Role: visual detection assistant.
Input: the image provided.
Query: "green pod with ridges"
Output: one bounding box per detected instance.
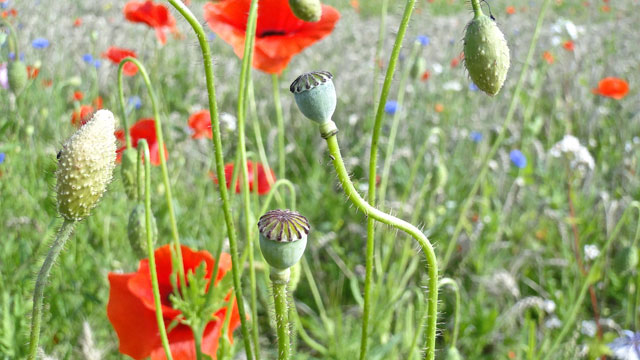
[8,60,28,94]
[290,71,336,124]
[120,147,139,200]
[258,209,310,270]
[463,14,510,96]
[127,203,158,258]
[289,0,322,22]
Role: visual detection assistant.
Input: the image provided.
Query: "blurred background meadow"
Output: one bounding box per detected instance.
[1,0,640,359]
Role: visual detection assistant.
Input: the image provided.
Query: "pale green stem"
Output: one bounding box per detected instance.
[27,220,76,360]
[116,61,132,148]
[542,201,640,359]
[527,316,536,360]
[441,0,552,271]
[248,80,277,189]
[139,140,174,360]
[271,269,291,360]
[272,74,286,180]
[119,57,186,287]
[470,0,483,17]
[369,0,389,124]
[321,122,437,360]
[438,278,460,349]
[164,2,254,359]
[363,0,416,358]
[1,19,19,57]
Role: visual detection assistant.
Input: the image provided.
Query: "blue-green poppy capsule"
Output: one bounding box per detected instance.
[258,209,310,270]
[290,71,336,124]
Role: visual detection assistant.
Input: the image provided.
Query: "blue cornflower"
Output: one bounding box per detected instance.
[82,54,94,63]
[609,330,640,360]
[470,131,483,143]
[8,52,15,60]
[0,153,5,164]
[207,32,216,41]
[384,100,399,115]
[469,82,479,91]
[510,149,527,169]
[31,38,50,49]
[417,35,430,46]
[92,60,102,69]
[0,2,8,9]
[128,96,142,110]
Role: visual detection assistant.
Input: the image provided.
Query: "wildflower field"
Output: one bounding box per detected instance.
[1,0,639,359]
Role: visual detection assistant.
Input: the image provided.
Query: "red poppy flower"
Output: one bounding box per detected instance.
[592,77,629,100]
[211,161,275,195]
[450,53,464,68]
[93,96,104,109]
[421,70,430,82]
[203,0,340,74]
[102,47,138,76]
[115,119,168,166]
[107,244,240,360]
[542,51,554,65]
[71,105,95,127]
[26,65,39,79]
[188,110,212,139]
[73,91,84,101]
[73,17,82,27]
[506,6,516,14]
[124,0,177,45]
[562,40,574,52]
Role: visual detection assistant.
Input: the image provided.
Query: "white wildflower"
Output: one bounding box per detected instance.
[220,112,237,132]
[442,81,462,92]
[80,321,103,360]
[581,320,597,337]
[549,135,595,171]
[432,62,443,74]
[584,244,600,261]
[545,316,562,329]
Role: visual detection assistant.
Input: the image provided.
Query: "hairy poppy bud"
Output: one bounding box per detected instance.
[8,60,28,94]
[258,209,310,270]
[290,71,336,124]
[56,109,117,221]
[127,204,158,258]
[463,14,510,96]
[289,0,322,22]
[121,147,139,200]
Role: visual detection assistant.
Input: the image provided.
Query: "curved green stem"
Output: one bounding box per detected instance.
[248,80,277,189]
[369,0,389,124]
[273,74,286,180]
[438,278,460,349]
[441,0,552,271]
[27,220,76,360]
[259,179,297,216]
[119,57,185,287]
[164,2,254,359]
[1,19,19,56]
[290,305,328,355]
[271,269,291,360]
[321,122,437,360]
[116,61,132,148]
[363,1,416,358]
[542,201,640,359]
[139,139,174,360]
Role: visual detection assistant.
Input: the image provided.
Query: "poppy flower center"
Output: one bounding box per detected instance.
[259,30,287,38]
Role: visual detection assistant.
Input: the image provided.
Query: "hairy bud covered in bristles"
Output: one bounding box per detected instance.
[289,0,322,22]
[258,209,310,270]
[120,148,139,200]
[463,12,510,96]
[56,109,117,221]
[8,60,28,94]
[127,204,158,258]
[290,71,336,124]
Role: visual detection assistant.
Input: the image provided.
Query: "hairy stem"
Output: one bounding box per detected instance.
[116,62,132,148]
[271,269,291,360]
[438,278,461,349]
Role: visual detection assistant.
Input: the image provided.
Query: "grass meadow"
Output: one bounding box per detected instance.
[1,0,639,359]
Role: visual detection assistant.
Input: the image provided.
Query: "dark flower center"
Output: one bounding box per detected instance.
[259,30,287,37]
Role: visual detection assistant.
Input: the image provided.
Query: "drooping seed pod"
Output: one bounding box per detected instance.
[8,60,28,94]
[290,71,336,124]
[463,14,510,96]
[127,204,158,258]
[120,147,139,200]
[289,0,322,22]
[56,109,117,221]
[258,209,310,270]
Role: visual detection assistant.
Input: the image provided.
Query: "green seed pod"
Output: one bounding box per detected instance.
[463,14,510,96]
[290,71,336,124]
[8,61,28,94]
[127,204,158,258]
[445,347,462,360]
[410,57,427,80]
[258,209,310,270]
[431,161,448,191]
[121,147,139,200]
[56,109,117,221]
[289,0,322,22]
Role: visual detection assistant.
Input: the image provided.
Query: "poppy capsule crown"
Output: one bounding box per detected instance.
[290,70,336,124]
[289,0,322,22]
[463,12,510,96]
[258,209,310,270]
[56,109,117,221]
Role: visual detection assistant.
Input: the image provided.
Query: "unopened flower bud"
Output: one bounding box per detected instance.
[258,209,310,270]
[56,109,117,221]
[120,147,139,200]
[8,60,27,94]
[463,14,510,95]
[289,0,322,22]
[127,204,158,258]
[290,71,336,124]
